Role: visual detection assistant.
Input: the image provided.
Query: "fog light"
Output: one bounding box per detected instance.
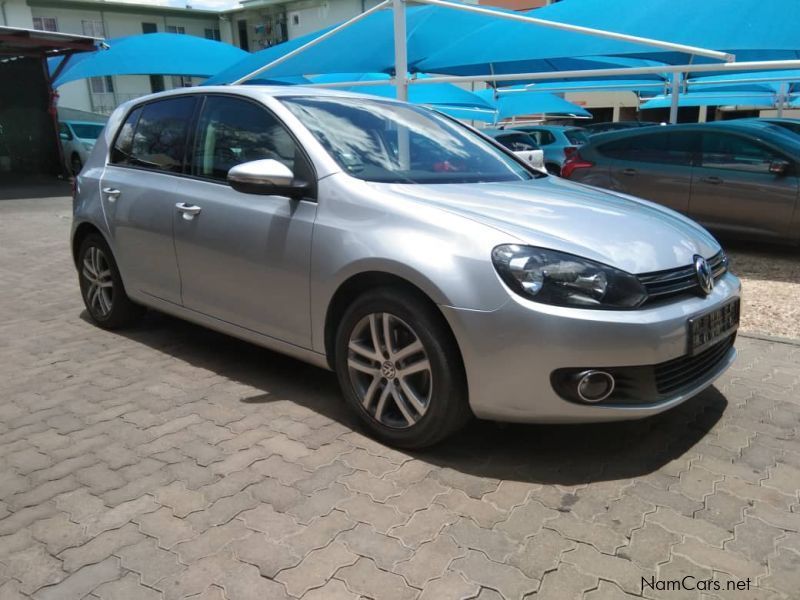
[575,370,615,403]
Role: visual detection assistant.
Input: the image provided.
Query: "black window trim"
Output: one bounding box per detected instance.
[107,92,319,201]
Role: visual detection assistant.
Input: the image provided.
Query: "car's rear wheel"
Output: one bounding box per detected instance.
[77,233,144,329]
[71,153,82,176]
[334,287,470,448]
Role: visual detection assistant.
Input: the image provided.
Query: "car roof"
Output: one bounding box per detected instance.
[481,128,532,136]
[124,84,408,105]
[514,124,581,131]
[585,121,800,154]
[63,120,106,126]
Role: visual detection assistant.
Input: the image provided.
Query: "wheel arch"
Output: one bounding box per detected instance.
[71,221,107,268]
[323,270,465,374]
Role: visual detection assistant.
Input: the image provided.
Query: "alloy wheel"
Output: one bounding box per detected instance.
[82,246,114,317]
[347,312,432,429]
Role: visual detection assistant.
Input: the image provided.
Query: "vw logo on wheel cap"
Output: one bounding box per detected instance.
[694,255,714,295]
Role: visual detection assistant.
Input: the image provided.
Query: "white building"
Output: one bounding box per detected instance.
[0,0,383,114]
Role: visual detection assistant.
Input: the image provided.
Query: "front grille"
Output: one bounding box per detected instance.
[638,251,728,304]
[654,334,736,395]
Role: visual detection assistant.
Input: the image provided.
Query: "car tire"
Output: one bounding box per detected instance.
[71,154,82,176]
[77,233,144,329]
[334,287,471,448]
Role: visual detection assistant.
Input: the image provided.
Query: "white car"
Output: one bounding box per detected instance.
[481,128,545,171]
[60,120,106,175]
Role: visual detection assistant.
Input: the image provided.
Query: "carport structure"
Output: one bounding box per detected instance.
[219,0,800,125]
[0,26,96,178]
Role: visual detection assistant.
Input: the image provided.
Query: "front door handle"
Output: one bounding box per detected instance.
[622,168,637,176]
[102,187,121,202]
[175,202,202,220]
[701,176,723,185]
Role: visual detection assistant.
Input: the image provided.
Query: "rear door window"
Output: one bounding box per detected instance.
[123,97,196,172]
[110,107,141,164]
[565,129,588,145]
[599,131,696,165]
[700,131,781,173]
[496,133,538,152]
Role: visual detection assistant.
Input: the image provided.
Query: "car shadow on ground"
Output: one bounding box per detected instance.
[104,309,727,487]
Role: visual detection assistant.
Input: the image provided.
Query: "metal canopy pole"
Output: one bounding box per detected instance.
[231,0,390,85]
[669,72,681,124]
[777,81,788,117]
[413,0,734,63]
[392,0,408,101]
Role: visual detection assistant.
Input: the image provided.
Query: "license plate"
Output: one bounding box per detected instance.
[688,299,740,356]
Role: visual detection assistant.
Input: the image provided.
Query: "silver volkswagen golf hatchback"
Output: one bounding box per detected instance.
[72,87,741,448]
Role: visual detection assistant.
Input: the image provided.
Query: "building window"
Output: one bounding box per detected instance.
[166,25,186,34]
[81,20,106,38]
[32,17,58,32]
[89,76,114,94]
[142,22,158,34]
[204,28,221,41]
[292,14,300,26]
[171,76,193,88]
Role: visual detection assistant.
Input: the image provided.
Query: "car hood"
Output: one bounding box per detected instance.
[371,176,720,274]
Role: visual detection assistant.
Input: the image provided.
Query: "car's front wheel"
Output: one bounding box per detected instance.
[334,287,470,448]
[77,233,144,329]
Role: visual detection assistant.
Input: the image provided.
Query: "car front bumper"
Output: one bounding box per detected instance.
[440,271,741,423]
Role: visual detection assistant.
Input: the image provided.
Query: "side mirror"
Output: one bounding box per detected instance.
[769,159,790,175]
[227,159,309,198]
[60,132,71,141]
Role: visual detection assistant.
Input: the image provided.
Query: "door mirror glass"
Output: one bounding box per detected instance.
[769,159,790,175]
[227,159,308,198]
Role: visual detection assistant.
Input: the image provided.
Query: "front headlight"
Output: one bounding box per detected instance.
[492,244,648,309]
[81,142,94,152]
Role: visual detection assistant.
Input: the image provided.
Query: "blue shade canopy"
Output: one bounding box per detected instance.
[640,91,781,109]
[307,73,495,109]
[49,33,248,87]
[205,4,500,84]
[204,4,660,85]
[476,88,592,119]
[418,0,800,76]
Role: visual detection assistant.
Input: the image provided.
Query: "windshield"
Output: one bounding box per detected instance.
[70,123,105,140]
[565,129,588,145]
[280,96,534,184]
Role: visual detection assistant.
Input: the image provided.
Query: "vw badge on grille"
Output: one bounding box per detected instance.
[694,255,714,295]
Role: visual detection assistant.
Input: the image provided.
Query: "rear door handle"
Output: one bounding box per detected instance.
[175,202,202,220]
[622,168,637,176]
[701,176,723,185]
[102,187,120,202]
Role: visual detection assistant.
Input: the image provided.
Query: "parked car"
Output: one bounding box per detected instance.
[59,120,106,175]
[563,120,800,243]
[480,128,545,170]
[72,87,740,447]
[510,124,588,175]
[584,121,661,135]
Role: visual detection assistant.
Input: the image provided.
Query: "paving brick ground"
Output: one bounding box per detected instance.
[1,195,799,599]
